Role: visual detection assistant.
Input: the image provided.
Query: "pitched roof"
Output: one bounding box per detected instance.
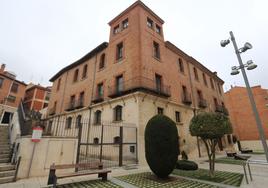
[49,42,108,82]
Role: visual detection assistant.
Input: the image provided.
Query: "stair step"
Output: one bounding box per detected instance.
[0,176,14,184]
[0,170,15,178]
[0,158,10,163]
[0,164,15,171]
[0,154,10,159]
[0,145,10,149]
[0,149,11,154]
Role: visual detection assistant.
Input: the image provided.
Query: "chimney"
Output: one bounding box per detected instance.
[0,64,6,73]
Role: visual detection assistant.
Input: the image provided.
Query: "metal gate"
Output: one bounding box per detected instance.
[76,121,138,169]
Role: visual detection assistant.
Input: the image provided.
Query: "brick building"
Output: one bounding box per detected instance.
[46,1,230,165]
[0,64,27,124]
[23,83,51,111]
[225,85,268,149]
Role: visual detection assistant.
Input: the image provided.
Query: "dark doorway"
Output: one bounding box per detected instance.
[1,112,13,124]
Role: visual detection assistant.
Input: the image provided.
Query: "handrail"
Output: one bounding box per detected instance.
[14,156,21,181]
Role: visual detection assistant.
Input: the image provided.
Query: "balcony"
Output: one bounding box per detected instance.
[108,77,171,98]
[181,92,192,105]
[91,94,104,104]
[215,105,229,115]
[65,99,84,111]
[198,98,208,108]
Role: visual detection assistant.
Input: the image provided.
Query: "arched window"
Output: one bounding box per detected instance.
[76,115,82,128]
[114,136,121,144]
[66,117,72,129]
[93,137,99,144]
[99,53,105,69]
[82,64,88,79]
[114,105,122,121]
[94,110,102,125]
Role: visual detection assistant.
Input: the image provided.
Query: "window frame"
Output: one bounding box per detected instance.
[66,117,72,129]
[156,24,161,35]
[113,24,120,34]
[99,53,106,69]
[157,107,164,115]
[153,41,160,59]
[97,83,104,98]
[203,73,208,86]
[0,77,4,88]
[178,58,184,73]
[122,18,129,29]
[94,110,102,125]
[114,105,123,121]
[73,69,79,83]
[193,67,199,81]
[147,17,154,29]
[82,64,88,79]
[175,111,181,123]
[11,83,19,93]
[116,42,124,61]
[116,75,123,93]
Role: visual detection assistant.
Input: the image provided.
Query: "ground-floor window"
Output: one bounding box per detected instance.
[1,111,13,124]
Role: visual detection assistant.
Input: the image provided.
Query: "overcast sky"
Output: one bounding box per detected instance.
[0,0,267,91]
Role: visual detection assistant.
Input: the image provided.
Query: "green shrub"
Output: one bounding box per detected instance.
[176,160,198,171]
[181,151,188,160]
[145,115,179,178]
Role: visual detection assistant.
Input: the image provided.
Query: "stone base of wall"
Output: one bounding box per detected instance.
[240,140,268,151]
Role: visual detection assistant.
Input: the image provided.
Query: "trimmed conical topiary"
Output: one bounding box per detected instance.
[145,115,179,178]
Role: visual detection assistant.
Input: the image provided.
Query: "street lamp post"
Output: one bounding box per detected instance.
[221,31,268,162]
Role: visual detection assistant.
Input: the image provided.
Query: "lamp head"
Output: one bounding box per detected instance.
[240,42,253,53]
[220,39,230,47]
[246,60,257,70]
[231,66,240,75]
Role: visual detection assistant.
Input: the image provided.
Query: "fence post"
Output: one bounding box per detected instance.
[99,124,104,163]
[75,121,82,172]
[119,126,123,166]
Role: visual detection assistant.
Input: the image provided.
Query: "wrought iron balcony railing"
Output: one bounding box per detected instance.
[48,107,56,116]
[198,98,208,108]
[108,77,171,98]
[91,94,104,104]
[181,92,192,105]
[215,105,229,115]
[65,99,84,111]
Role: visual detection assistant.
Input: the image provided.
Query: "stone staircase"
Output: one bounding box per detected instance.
[0,126,15,184]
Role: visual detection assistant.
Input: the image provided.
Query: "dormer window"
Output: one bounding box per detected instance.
[122,18,129,29]
[147,18,153,29]
[113,25,120,34]
[156,24,161,34]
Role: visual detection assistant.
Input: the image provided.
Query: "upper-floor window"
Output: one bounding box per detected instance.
[122,18,129,29]
[57,78,61,91]
[155,74,162,92]
[79,92,84,107]
[147,17,153,29]
[0,77,4,88]
[203,73,207,86]
[82,64,88,79]
[70,95,76,108]
[214,97,218,107]
[114,105,123,121]
[157,107,164,115]
[178,58,184,73]
[153,41,160,59]
[210,78,215,90]
[218,83,222,94]
[97,83,104,98]
[156,24,161,34]
[11,83,19,93]
[76,115,82,128]
[7,95,16,103]
[99,53,105,69]
[197,90,203,100]
[175,111,181,122]
[73,69,79,82]
[116,42,123,60]
[113,24,120,34]
[116,75,123,93]
[193,67,199,81]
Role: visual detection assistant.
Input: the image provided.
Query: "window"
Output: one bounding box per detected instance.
[113,25,120,34]
[178,58,184,73]
[116,75,123,93]
[218,84,222,94]
[66,117,72,129]
[203,73,207,86]
[210,78,215,90]
[157,107,164,115]
[93,137,99,144]
[153,41,160,59]
[73,69,79,82]
[130,146,135,153]
[0,77,3,88]
[94,110,102,125]
[122,18,129,29]
[155,74,162,92]
[78,92,84,107]
[193,67,199,80]
[57,78,61,91]
[116,42,123,60]
[11,83,19,93]
[70,95,75,109]
[97,83,104,98]
[82,64,88,79]
[99,54,105,69]
[7,95,16,103]
[175,111,181,123]
[214,97,218,107]
[197,90,203,100]
[147,17,153,29]
[76,115,82,128]
[156,24,161,34]
[114,136,121,144]
[114,105,123,121]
